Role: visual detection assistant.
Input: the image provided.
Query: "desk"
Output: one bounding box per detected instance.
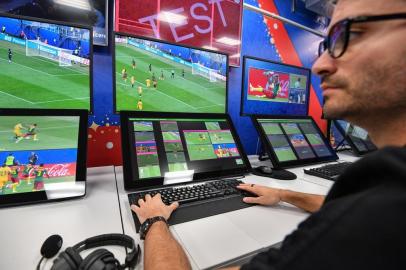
[0,166,125,270]
[115,166,331,270]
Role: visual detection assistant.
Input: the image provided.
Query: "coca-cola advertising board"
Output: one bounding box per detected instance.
[44,163,77,178]
[115,0,243,66]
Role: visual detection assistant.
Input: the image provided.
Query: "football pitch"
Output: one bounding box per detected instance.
[115,44,226,113]
[1,176,75,195]
[0,40,90,110]
[0,116,79,152]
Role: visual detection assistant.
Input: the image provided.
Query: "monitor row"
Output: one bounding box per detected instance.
[0,13,310,116]
[0,109,375,207]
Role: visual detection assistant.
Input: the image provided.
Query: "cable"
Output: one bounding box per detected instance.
[36,257,44,270]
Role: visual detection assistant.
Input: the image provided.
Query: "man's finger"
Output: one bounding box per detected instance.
[138,198,145,205]
[145,194,152,201]
[130,204,140,213]
[243,196,260,204]
[237,185,253,191]
[169,201,179,211]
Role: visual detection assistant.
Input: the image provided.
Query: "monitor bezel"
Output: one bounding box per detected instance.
[0,12,94,113]
[251,115,338,169]
[113,32,229,114]
[332,120,377,156]
[0,108,88,208]
[120,111,251,191]
[240,55,311,117]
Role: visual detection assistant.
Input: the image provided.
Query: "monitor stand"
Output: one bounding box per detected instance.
[253,152,297,180]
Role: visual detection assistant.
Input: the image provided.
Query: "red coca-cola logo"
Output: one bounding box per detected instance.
[46,163,76,178]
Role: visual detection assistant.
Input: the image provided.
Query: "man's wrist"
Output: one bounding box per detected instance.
[140,216,168,240]
[146,220,169,239]
[278,189,288,203]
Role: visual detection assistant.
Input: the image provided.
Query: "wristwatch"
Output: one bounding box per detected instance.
[139,216,168,240]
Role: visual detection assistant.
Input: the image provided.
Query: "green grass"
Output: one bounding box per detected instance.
[0,116,79,151]
[135,132,155,142]
[115,44,226,113]
[184,132,211,145]
[247,96,288,103]
[134,121,153,131]
[168,163,188,172]
[208,131,234,144]
[281,123,301,134]
[0,40,90,110]
[261,123,284,135]
[166,152,186,163]
[160,122,179,131]
[162,132,180,141]
[1,176,75,194]
[275,148,297,162]
[137,154,159,167]
[139,165,161,179]
[164,142,183,152]
[205,122,221,130]
[187,144,217,161]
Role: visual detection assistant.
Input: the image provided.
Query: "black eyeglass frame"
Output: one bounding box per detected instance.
[319,13,406,58]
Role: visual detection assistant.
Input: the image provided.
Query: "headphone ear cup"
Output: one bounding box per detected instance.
[79,249,116,270]
[51,248,82,270]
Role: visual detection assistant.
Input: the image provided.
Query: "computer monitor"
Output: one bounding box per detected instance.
[114,33,228,113]
[0,13,92,111]
[252,116,338,168]
[0,0,108,46]
[0,109,88,207]
[120,111,251,190]
[331,120,377,155]
[241,56,311,116]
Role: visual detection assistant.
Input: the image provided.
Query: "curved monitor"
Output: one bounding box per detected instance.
[241,56,311,116]
[114,33,228,114]
[0,13,92,111]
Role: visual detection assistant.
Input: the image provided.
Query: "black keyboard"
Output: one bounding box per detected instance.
[304,162,353,181]
[128,179,254,232]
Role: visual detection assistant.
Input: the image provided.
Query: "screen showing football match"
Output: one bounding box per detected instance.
[129,118,244,180]
[115,34,228,113]
[0,16,91,110]
[0,0,107,45]
[242,57,310,116]
[258,119,334,163]
[0,116,80,195]
[336,120,377,152]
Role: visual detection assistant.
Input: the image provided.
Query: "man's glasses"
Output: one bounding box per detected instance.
[319,13,406,58]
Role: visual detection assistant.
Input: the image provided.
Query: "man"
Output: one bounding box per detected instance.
[7,48,12,63]
[149,63,152,72]
[137,99,143,111]
[145,78,151,88]
[22,164,34,185]
[137,86,143,97]
[24,124,38,141]
[14,123,24,143]
[182,69,185,78]
[171,69,175,79]
[32,164,49,192]
[131,0,406,269]
[132,58,136,69]
[28,152,38,165]
[131,75,135,88]
[0,164,11,192]
[4,153,16,166]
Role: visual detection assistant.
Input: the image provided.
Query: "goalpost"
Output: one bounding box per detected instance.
[191,62,218,82]
[26,39,73,67]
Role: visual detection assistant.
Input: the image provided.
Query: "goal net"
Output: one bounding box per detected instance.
[191,62,217,82]
[26,39,73,67]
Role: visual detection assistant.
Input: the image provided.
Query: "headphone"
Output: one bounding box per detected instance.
[49,234,140,270]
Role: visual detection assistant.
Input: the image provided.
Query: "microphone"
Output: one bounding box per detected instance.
[37,235,63,270]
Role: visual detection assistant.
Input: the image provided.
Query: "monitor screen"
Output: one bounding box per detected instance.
[0,0,108,46]
[0,109,88,207]
[120,112,250,190]
[0,14,92,111]
[334,120,377,155]
[114,33,228,113]
[241,56,311,116]
[252,117,337,168]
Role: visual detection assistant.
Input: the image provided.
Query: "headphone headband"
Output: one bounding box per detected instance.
[72,234,139,269]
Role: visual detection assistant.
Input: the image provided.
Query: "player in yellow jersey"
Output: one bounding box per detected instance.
[138,86,143,97]
[131,75,135,88]
[14,123,24,143]
[137,99,143,110]
[146,78,151,88]
[0,164,11,192]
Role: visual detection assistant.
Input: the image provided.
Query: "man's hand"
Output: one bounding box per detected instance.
[131,194,179,224]
[237,183,282,206]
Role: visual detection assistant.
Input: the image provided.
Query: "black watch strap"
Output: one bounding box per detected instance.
[140,216,168,240]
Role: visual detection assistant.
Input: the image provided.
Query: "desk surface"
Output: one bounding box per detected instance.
[0,166,125,270]
[115,158,339,270]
